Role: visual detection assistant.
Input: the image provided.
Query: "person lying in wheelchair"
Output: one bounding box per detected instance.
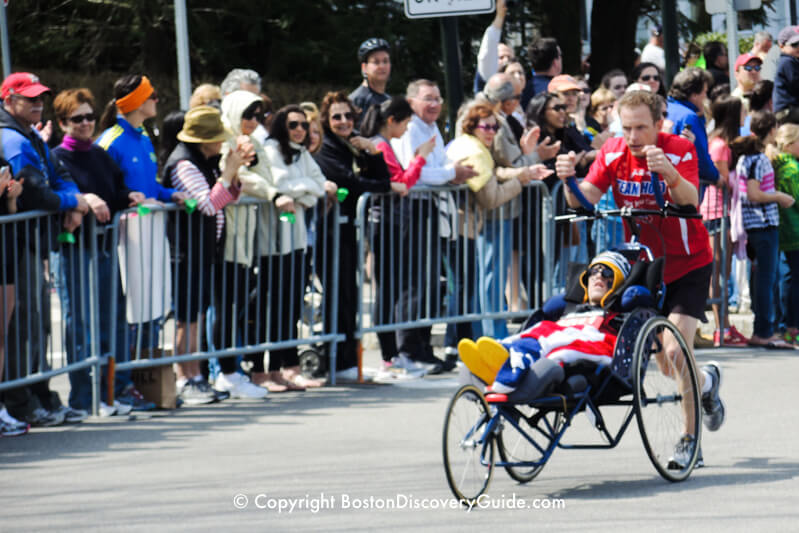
[458,250,642,396]
[489,250,631,395]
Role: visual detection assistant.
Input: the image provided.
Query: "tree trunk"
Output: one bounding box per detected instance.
[537,0,583,77]
[589,0,642,88]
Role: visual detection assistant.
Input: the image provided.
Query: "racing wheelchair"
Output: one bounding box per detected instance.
[442,178,705,503]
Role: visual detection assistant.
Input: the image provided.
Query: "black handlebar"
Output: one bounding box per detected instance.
[562,174,702,221]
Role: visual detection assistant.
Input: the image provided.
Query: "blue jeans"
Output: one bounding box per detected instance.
[773,252,790,332]
[747,228,779,338]
[477,218,511,339]
[784,250,799,329]
[61,246,131,410]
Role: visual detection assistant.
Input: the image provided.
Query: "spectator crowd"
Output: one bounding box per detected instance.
[2,0,799,439]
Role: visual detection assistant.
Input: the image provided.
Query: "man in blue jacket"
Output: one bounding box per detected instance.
[773,25,799,124]
[666,67,719,184]
[0,72,89,427]
[0,72,86,220]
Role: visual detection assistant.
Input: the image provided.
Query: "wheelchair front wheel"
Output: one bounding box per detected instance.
[496,405,561,484]
[632,317,701,482]
[442,385,495,503]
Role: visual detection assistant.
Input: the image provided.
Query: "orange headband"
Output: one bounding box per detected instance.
[115,76,154,114]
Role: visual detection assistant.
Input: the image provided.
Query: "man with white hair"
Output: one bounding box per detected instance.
[752,31,779,81]
[220,68,262,96]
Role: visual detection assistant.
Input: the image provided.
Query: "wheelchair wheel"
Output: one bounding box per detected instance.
[442,385,495,503]
[299,348,325,378]
[496,406,561,483]
[632,317,701,482]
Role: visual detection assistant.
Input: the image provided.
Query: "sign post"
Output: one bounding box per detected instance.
[405,1,494,138]
[0,2,11,78]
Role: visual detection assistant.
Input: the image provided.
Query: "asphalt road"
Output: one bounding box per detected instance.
[2,345,798,532]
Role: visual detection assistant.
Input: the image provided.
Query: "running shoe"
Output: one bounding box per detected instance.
[701,361,725,432]
[668,434,704,469]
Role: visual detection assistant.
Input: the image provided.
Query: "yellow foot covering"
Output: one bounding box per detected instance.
[457,337,509,384]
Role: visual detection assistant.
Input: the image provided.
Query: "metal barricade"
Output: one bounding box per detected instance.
[105,197,344,395]
[354,181,553,346]
[0,210,101,406]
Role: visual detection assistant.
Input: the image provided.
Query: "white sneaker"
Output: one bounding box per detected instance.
[215,372,268,399]
[391,354,428,377]
[0,407,26,426]
[113,400,133,415]
[99,402,117,417]
[0,407,28,436]
[333,367,360,382]
[374,361,421,383]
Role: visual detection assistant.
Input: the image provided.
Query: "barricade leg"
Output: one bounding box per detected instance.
[60,243,94,411]
[266,251,303,373]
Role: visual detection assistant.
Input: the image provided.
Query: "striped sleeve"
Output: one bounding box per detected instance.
[170,160,232,215]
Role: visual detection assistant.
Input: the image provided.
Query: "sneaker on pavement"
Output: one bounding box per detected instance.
[374,360,421,383]
[24,407,65,427]
[714,327,748,347]
[98,402,117,418]
[195,379,229,402]
[55,405,88,424]
[98,400,133,417]
[214,372,268,399]
[117,386,156,411]
[391,354,428,377]
[0,407,29,436]
[413,353,445,375]
[667,434,704,470]
[701,361,725,432]
[113,400,133,416]
[726,326,749,346]
[178,381,217,405]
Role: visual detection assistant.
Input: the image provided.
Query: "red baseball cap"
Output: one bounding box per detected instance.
[547,75,581,93]
[1,72,50,100]
[734,53,762,71]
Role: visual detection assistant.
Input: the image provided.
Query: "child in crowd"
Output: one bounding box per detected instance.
[732,111,796,349]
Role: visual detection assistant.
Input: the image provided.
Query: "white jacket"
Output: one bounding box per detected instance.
[220,90,277,263]
[262,138,326,253]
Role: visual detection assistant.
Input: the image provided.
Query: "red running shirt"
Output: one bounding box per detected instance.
[585,132,712,284]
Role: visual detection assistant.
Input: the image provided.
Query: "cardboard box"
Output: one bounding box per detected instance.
[130,348,177,409]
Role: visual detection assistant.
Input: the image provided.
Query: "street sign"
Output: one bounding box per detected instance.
[705,0,761,15]
[404,0,495,19]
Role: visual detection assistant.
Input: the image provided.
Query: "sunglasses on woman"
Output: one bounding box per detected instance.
[67,113,96,124]
[548,104,568,112]
[588,264,614,279]
[639,74,660,82]
[331,112,354,121]
[288,120,310,131]
[742,64,762,72]
[242,108,263,121]
[475,123,499,132]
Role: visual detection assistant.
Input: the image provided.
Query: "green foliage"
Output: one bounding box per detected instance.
[6,0,489,107]
[694,31,755,53]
